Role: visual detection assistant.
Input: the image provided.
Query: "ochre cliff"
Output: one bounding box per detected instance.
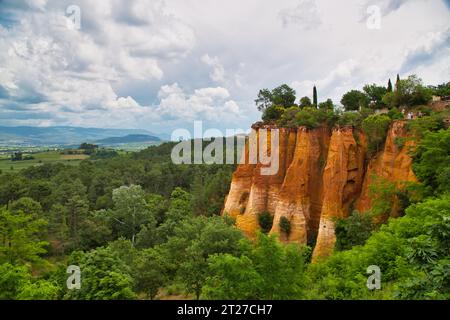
[223,120,417,261]
[356,121,417,216]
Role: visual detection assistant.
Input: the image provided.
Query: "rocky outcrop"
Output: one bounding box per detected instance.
[312,128,366,261]
[356,121,417,217]
[270,127,330,244]
[223,121,417,261]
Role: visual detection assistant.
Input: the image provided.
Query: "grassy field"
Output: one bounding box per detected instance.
[0,151,89,172]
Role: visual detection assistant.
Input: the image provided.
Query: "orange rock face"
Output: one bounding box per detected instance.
[223,121,417,261]
[312,128,366,261]
[356,121,417,216]
[270,127,330,244]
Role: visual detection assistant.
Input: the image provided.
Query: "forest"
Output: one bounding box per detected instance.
[0,76,449,300]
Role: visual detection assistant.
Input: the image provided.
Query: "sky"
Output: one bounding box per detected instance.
[0,0,449,135]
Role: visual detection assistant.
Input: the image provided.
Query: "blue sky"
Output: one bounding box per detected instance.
[0,0,449,135]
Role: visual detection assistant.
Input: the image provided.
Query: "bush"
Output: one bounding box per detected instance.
[362,114,391,156]
[279,216,291,236]
[278,106,301,127]
[387,107,404,120]
[262,105,285,122]
[407,113,445,138]
[258,211,273,234]
[335,211,374,251]
[294,107,328,128]
[336,111,363,127]
[413,129,450,195]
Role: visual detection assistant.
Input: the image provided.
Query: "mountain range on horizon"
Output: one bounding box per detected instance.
[0,125,169,146]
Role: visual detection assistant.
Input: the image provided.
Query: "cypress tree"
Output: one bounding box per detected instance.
[313,86,318,108]
[396,74,400,91]
[387,79,392,92]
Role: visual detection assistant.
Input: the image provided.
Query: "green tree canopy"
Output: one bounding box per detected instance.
[341,90,368,111]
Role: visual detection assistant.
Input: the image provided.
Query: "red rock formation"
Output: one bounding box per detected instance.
[270,127,330,244]
[223,120,417,262]
[312,128,366,261]
[356,121,417,216]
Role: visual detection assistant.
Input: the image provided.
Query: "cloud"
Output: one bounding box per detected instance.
[0,0,449,133]
[363,0,411,17]
[400,28,450,73]
[155,83,240,122]
[0,0,197,129]
[291,59,361,102]
[278,0,322,30]
[201,54,226,83]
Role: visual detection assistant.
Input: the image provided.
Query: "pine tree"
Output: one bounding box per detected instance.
[387,79,392,92]
[313,86,318,108]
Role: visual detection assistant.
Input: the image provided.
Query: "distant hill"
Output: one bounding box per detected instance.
[0,126,166,146]
[96,134,161,145]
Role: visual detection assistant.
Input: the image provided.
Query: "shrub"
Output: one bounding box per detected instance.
[279,217,291,236]
[258,211,273,234]
[336,111,362,127]
[362,114,391,156]
[278,106,300,127]
[335,211,374,251]
[407,113,445,138]
[387,107,404,120]
[318,99,334,111]
[294,107,328,128]
[262,105,285,122]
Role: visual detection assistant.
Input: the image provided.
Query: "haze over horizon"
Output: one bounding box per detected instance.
[0,0,449,135]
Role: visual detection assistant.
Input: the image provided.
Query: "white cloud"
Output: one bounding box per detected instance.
[278,0,322,30]
[155,83,239,122]
[201,54,226,83]
[0,0,449,133]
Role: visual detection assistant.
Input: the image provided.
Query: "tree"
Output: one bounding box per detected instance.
[63,246,136,300]
[363,84,387,109]
[255,84,296,112]
[11,152,23,162]
[203,234,308,299]
[110,185,153,246]
[134,248,168,299]
[387,79,393,92]
[0,263,29,299]
[10,197,43,217]
[384,75,433,108]
[341,90,368,111]
[412,129,450,195]
[270,84,296,108]
[202,254,261,300]
[313,86,318,108]
[262,105,285,122]
[79,143,98,155]
[0,208,48,264]
[255,89,272,112]
[335,211,374,251]
[362,114,391,155]
[430,82,450,97]
[294,107,329,128]
[318,99,334,111]
[299,96,312,109]
[16,279,59,300]
[156,187,192,242]
[162,216,244,299]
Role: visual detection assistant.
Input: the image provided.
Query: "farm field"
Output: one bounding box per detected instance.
[0,151,89,172]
